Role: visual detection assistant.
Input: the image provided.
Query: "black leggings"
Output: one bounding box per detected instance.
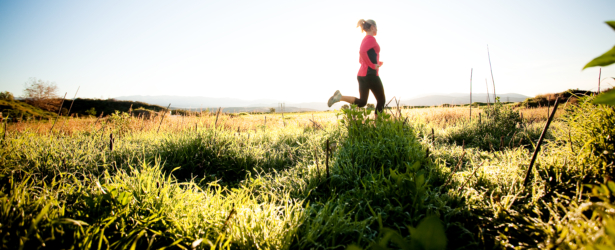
[354,75,386,114]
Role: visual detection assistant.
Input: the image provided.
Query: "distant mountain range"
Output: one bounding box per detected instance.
[114,95,345,112]
[400,93,529,106]
[114,93,530,112]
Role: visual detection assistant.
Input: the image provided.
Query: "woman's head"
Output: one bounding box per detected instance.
[357,19,377,35]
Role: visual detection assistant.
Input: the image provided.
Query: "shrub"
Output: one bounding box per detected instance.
[446,98,523,151]
[293,105,463,249]
[85,107,96,116]
[0,91,14,101]
[560,96,615,178]
[108,111,131,135]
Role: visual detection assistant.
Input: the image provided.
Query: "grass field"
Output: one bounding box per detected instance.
[1,98,614,249]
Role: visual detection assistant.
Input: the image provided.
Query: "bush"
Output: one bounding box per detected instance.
[292,105,463,249]
[108,111,131,135]
[560,96,615,178]
[0,91,14,101]
[1,109,27,121]
[446,98,523,151]
[85,107,96,116]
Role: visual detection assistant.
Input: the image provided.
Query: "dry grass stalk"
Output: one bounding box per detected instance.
[443,150,467,188]
[488,45,496,100]
[326,139,330,180]
[49,92,67,134]
[221,208,237,231]
[309,119,323,130]
[523,97,560,187]
[457,162,484,192]
[157,103,171,133]
[470,68,473,120]
[58,86,80,133]
[314,145,321,181]
[2,120,6,144]
[109,133,114,151]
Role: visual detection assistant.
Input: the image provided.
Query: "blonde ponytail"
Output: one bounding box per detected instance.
[357,19,366,29]
[356,19,376,33]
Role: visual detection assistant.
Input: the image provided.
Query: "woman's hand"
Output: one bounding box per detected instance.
[374,61,383,70]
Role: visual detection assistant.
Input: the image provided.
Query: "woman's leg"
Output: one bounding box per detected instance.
[329,77,369,106]
[341,96,356,103]
[353,76,370,107]
[368,75,386,115]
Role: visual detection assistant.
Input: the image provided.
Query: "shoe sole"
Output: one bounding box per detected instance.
[328,90,341,107]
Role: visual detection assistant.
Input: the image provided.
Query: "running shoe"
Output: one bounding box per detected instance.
[328,90,342,107]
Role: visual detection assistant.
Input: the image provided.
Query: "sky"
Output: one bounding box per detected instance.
[0,0,614,103]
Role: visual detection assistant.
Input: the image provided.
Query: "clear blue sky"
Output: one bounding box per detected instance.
[0,0,614,102]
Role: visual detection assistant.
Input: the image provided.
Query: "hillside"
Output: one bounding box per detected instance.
[0,99,56,120]
[518,89,597,107]
[67,98,170,117]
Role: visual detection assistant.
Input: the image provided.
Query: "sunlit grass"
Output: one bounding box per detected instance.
[1,102,612,249]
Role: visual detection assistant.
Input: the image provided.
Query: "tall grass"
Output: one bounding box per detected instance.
[1,101,613,249]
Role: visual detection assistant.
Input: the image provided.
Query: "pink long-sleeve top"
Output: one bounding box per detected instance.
[358,35,380,76]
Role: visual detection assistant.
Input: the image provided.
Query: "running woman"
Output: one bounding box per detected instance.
[328,19,385,116]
